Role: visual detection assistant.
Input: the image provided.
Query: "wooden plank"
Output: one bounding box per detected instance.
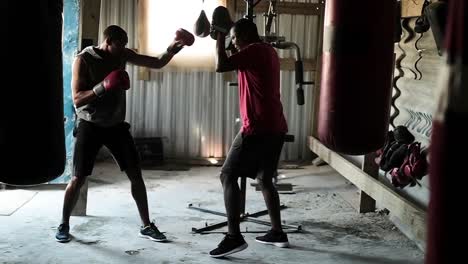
[251,182,293,192]
[308,136,427,247]
[236,1,323,16]
[359,153,379,213]
[401,0,425,18]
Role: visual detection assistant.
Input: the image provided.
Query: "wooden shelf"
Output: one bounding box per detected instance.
[308,136,427,250]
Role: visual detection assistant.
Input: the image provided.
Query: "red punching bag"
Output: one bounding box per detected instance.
[1,0,65,185]
[318,0,395,155]
[426,1,468,263]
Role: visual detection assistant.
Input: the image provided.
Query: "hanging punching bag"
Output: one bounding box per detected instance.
[426,1,467,263]
[194,10,211,37]
[318,0,395,155]
[1,0,65,185]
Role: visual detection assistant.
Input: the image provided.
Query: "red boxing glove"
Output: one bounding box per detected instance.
[175,28,195,46]
[93,69,130,97]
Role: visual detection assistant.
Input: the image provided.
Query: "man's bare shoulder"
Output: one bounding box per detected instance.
[72,56,86,67]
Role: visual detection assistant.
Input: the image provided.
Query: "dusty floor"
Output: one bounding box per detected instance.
[0,161,424,264]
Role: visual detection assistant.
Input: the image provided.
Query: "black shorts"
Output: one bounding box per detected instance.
[73,119,140,177]
[221,132,285,180]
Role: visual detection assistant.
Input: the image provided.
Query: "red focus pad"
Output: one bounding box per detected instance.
[175,28,195,46]
[317,0,395,155]
[210,6,234,40]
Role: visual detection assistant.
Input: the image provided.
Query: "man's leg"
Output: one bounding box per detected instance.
[209,132,248,257]
[61,176,87,225]
[56,119,100,243]
[106,122,166,242]
[256,176,283,232]
[124,167,166,242]
[209,173,248,258]
[255,178,289,248]
[55,176,87,242]
[255,135,289,248]
[220,172,242,235]
[124,167,150,227]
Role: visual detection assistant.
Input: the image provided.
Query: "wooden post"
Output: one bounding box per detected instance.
[71,0,101,216]
[311,0,325,138]
[358,153,380,213]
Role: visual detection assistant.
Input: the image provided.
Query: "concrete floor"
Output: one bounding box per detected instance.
[0,161,424,264]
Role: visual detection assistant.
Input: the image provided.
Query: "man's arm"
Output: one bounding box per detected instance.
[127,28,194,69]
[215,33,236,72]
[125,43,178,69]
[72,57,96,108]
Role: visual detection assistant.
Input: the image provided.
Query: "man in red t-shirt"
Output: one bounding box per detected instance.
[209,18,290,258]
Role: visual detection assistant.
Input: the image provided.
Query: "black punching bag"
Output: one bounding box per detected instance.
[318,0,395,155]
[1,0,65,185]
[426,1,468,263]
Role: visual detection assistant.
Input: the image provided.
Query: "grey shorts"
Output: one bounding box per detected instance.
[221,131,285,180]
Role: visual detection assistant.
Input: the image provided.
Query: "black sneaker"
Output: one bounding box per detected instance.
[255,230,289,248]
[139,223,167,242]
[55,223,71,243]
[209,234,248,258]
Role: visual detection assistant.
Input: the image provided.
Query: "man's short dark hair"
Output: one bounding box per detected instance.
[103,25,128,44]
[232,18,262,44]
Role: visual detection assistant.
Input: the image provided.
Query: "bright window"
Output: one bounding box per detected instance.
[139,0,227,70]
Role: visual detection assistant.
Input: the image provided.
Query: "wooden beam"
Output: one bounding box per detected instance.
[308,136,427,248]
[310,2,325,138]
[137,0,150,80]
[280,58,316,71]
[236,1,323,16]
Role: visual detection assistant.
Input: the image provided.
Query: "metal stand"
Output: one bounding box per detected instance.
[188,177,301,234]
